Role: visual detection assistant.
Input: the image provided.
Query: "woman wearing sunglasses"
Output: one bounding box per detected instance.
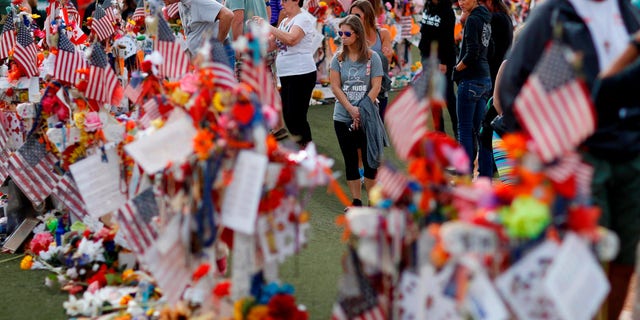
[252,0,317,148]
[330,15,384,208]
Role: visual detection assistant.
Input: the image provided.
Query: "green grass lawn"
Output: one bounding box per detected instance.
[0,80,452,320]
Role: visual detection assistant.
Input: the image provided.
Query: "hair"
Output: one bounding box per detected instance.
[367,0,384,17]
[337,15,370,62]
[426,0,452,12]
[349,0,377,32]
[296,0,304,8]
[486,0,509,13]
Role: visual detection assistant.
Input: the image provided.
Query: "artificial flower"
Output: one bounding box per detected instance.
[29,232,54,255]
[20,255,33,270]
[500,195,550,239]
[246,305,269,320]
[193,129,215,160]
[213,281,231,298]
[267,294,306,320]
[192,263,211,282]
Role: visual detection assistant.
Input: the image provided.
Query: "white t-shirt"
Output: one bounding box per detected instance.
[569,0,629,71]
[275,10,318,77]
[179,0,224,55]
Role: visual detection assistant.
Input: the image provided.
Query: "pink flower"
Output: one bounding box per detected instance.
[29,232,54,255]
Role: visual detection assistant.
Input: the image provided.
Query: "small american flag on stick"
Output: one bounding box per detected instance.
[514,42,595,163]
[85,42,120,103]
[115,188,159,257]
[384,74,430,160]
[0,117,10,184]
[240,58,281,111]
[8,135,60,206]
[54,30,86,84]
[0,11,16,60]
[376,165,408,202]
[51,172,89,220]
[101,0,118,22]
[13,22,38,77]
[91,5,115,42]
[132,0,145,21]
[155,14,189,79]
[165,2,180,19]
[138,96,160,128]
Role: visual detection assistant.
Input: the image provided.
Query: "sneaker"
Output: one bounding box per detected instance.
[344,199,363,212]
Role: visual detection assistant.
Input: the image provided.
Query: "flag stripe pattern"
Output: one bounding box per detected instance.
[143,235,192,304]
[575,161,594,199]
[101,0,118,22]
[8,135,60,205]
[51,173,89,220]
[544,152,581,183]
[139,96,160,128]
[115,188,159,256]
[124,82,142,104]
[514,42,596,163]
[0,11,16,60]
[165,3,179,19]
[384,87,429,160]
[85,43,120,103]
[132,0,145,20]
[13,22,38,77]
[155,14,189,79]
[54,30,86,84]
[240,59,282,111]
[376,166,408,201]
[91,5,115,41]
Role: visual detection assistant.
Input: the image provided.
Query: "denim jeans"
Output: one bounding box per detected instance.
[456,77,492,176]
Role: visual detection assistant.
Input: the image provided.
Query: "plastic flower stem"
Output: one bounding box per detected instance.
[0,254,25,264]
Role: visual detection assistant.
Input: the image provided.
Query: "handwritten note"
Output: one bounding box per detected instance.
[69,146,127,218]
[221,150,267,235]
[543,233,610,320]
[124,112,197,174]
[495,241,562,320]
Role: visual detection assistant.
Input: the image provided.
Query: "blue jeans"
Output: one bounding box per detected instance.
[456,77,492,176]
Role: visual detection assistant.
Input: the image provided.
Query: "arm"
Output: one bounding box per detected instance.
[492,59,507,114]
[600,32,640,78]
[368,52,383,100]
[217,6,234,41]
[330,64,361,126]
[368,76,382,102]
[456,16,480,71]
[379,28,393,61]
[269,24,305,46]
[231,9,244,40]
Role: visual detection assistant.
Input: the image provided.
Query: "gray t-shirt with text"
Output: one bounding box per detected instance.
[330,52,383,123]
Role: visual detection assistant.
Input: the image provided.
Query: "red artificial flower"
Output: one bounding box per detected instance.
[29,232,54,255]
[212,281,231,298]
[192,263,211,282]
[231,101,255,126]
[567,206,601,234]
[87,264,108,288]
[267,294,300,320]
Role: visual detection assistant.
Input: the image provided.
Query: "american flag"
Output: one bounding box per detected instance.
[115,188,159,256]
[101,0,118,22]
[165,2,180,19]
[54,30,86,84]
[91,5,115,41]
[240,58,281,111]
[206,39,239,89]
[132,0,145,20]
[384,75,429,160]
[124,82,142,104]
[138,96,160,128]
[0,11,15,60]
[13,22,38,77]
[544,152,581,183]
[85,42,120,103]
[143,228,192,305]
[575,161,594,199]
[376,165,408,202]
[514,42,595,163]
[400,15,412,39]
[155,14,189,79]
[51,172,89,220]
[332,248,387,320]
[8,135,60,206]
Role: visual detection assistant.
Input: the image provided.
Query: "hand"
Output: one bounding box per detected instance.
[251,16,265,25]
[348,105,360,129]
[439,63,447,74]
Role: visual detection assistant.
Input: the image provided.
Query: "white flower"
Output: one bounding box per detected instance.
[63,295,91,316]
[66,267,78,279]
[74,238,105,263]
[39,245,64,261]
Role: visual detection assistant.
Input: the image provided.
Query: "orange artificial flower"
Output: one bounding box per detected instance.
[194,129,215,160]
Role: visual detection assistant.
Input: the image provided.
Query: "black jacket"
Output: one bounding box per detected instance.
[452,5,492,81]
[419,1,456,67]
[498,0,640,160]
[488,11,512,85]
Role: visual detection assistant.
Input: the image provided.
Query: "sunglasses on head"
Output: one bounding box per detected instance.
[338,31,353,37]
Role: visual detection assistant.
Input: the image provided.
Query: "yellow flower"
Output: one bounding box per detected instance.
[122,269,135,281]
[20,255,33,270]
[212,92,227,112]
[171,88,190,106]
[246,305,269,320]
[119,295,133,306]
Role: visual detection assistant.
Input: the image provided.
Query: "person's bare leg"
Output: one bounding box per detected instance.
[608,263,634,320]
